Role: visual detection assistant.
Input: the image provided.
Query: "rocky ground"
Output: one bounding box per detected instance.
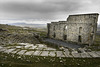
[0,24,100,58]
[0,24,100,67]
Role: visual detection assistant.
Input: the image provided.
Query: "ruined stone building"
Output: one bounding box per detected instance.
[47,13,99,45]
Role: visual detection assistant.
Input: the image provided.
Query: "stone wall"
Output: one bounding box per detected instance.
[47,13,99,45]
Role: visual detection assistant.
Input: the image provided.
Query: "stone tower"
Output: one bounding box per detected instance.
[47,13,99,45]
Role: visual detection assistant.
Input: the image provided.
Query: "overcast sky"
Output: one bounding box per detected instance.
[0,0,100,24]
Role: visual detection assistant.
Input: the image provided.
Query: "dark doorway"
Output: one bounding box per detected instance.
[63,35,67,40]
[53,33,56,38]
[78,35,81,42]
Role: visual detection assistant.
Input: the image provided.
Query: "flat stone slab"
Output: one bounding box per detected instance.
[33,51,41,56]
[88,51,100,57]
[35,47,44,50]
[64,52,73,57]
[56,51,65,57]
[49,51,56,57]
[36,44,46,47]
[0,46,3,49]
[25,45,33,49]
[29,46,37,49]
[11,49,21,54]
[6,46,14,49]
[72,53,81,58]
[95,51,100,56]
[64,49,72,57]
[80,52,91,58]
[17,50,27,55]
[45,48,56,51]
[41,51,49,56]
[18,43,34,46]
[0,48,7,52]
[4,49,16,53]
[25,51,34,55]
[16,46,23,48]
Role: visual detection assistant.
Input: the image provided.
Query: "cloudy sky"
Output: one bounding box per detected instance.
[0,0,100,24]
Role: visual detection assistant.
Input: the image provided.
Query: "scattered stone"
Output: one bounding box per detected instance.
[78,48,85,53]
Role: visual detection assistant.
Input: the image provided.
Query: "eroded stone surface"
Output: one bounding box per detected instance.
[95,51,100,56]
[72,53,81,58]
[17,50,27,55]
[80,52,91,58]
[0,43,100,58]
[33,51,41,56]
[4,49,16,53]
[41,51,49,56]
[47,13,99,45]
[88,51,100,57]
[49,51,56,56]
[56,51,65,57]
[25,51,34,55]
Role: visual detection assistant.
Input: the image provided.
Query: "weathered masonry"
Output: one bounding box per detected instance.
[47,13,99,45]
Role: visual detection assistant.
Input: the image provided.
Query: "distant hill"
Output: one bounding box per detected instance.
[9,23,47,28]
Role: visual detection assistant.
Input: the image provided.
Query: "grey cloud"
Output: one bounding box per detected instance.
[0,0,82,20]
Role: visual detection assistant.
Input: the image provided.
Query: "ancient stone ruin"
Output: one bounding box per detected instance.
[47,13,99,45]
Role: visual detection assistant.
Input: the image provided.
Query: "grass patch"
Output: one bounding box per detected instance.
[0,52,100,67]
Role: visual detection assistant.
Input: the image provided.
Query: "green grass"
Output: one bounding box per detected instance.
[0,52,100,67]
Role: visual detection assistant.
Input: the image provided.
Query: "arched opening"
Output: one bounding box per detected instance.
[79,27,82,33]
[91,27,94,33]
[78,35,81,42]
[53,26,55,30]
[63,35,67,40]
[64,26,68,30]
